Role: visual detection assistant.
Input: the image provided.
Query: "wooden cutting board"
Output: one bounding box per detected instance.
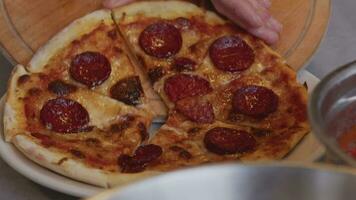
[0,0,330,70]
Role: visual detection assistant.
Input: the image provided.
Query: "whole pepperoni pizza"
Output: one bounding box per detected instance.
[3,1,309,187]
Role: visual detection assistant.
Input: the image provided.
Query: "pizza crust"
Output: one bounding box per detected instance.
[4,65,29,141]
[27,9,113,72]
[13,134,109,187]
[113,1,224,25]
[13,134,160,188]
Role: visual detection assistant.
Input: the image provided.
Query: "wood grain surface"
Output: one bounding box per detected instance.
[0,0,330,70]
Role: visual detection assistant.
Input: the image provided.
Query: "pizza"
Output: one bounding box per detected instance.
[3,1,309,187]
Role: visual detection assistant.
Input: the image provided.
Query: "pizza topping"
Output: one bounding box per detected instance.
[204,127,256,155]
[148,67,166,84]
[118,155,145,173]
[139,22,182,58]
[110,76,143,106]
[170,146,192,160]
[17,75,30,85]
[176,98,214,124]
[118,144,162,173]
[70,51,111,88]
[40,97,90,133]
[232,85,279,118]
[138,122,148,142]
[134,144,162,164]
[209,36,255,72]
[164,74,212,102]
[48,80,77,96]
[173,57,197,72]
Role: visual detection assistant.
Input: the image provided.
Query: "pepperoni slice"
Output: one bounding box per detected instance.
[164,74,212,102]
[40,97,90,133]
[173,57,197,72]
[110,76,143,106]
[139,22,182,58]
[176,98,214,124]
[134,144,163,164]
[70,51,111,88]
[204,127,256,155]
[209,36,255,72]
[118,144,162,173]
[232,85,279,118]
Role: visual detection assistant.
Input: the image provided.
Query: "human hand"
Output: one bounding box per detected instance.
[103,0,282,44]
[211,0,282,44]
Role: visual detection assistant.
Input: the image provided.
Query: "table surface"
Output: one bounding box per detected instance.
[0,1,355,199]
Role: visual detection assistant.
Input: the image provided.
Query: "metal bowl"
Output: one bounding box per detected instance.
[309,61,356,166]
[88,163,356,200]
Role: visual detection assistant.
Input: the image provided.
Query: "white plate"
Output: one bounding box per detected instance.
[0,69,325,198]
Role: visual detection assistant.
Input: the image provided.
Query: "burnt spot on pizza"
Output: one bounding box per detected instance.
[228,110,245,122]
[138,122,148,142]
[110,76,143,106]
[148,67,165,84]
[170,146,183,152]
[57,157,68,165]
[48,80,77,96]
[169,146,192,160]
[179,149,193,160]
[17,75,30,85]
[110,115,135,134]
[70,149,85,159]
[110,123,128,134]
[107,29,118,40]
[187,127,201,137]
[303,82,308,90]
[85,138,101,147]
[251,128,272,137]
[27,88,42,96]
[173,57,197,72]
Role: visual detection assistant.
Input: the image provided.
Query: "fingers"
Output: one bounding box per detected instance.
[267,17,283,32]
[247,26,279,45]
[212,0,263,28]
[212,0,282,44]
[102,0,135,8]
[257,0,271,9]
